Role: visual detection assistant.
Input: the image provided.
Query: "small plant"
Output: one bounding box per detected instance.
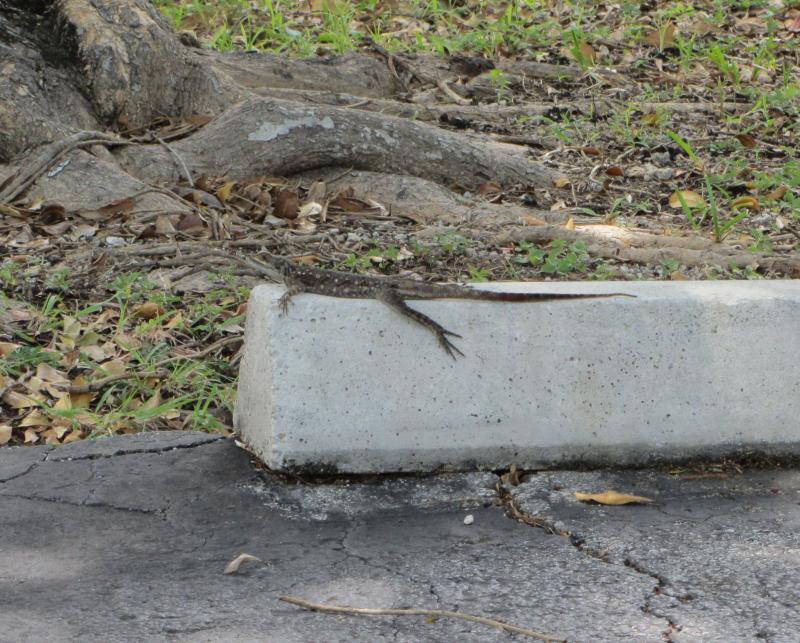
[516,239,591,275]
[467,266,491,282]
[666,130,702,170]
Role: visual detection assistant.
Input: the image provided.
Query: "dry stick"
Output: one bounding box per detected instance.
[57,369,170,394]
[278,596,565,642]
[154,136,194,187]
[437,79,471,106]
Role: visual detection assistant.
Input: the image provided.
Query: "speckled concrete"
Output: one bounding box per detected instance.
[235,280,800,472]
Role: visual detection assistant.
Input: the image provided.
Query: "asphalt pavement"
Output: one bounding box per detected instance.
[1,432,798,642]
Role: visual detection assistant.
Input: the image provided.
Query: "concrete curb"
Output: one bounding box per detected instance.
[234,280,800,473]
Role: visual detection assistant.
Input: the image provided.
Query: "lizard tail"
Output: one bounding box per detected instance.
[458,291,635,302]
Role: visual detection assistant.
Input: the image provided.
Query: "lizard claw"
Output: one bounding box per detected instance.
[438,332,465,360]
[277,292,292,315]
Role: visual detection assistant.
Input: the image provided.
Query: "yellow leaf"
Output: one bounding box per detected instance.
[216,180,237,203]
[69,376,96,409]
[554,176,571,188]
[141,387,162,411]
[0,342,20,357]
[766,186,787,201]
[62,430,84,444]
[0,424,12,445]
[668,190,704,209]
[564,217,575,230]
[731,195,759,211]
[19,410,49,427]
[574,490,653,505]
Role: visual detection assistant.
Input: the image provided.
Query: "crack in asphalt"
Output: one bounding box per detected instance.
[495,476,683,642]
[0,453,48,484]
[43,435,226,463]
[1,491,161,515]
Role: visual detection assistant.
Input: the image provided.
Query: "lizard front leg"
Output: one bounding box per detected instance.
[277,284,303,315]
[376,288,464,359]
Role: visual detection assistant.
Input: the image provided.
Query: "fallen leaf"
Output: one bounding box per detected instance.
[731,195,759,211]
[521,215,547,226]
[668,190,704,208]
[643,22,676,49]
[133,302,164,319]
[553,176,571,189]
[223,553,264,575]
[3,390,40,409]
[736,134,757,149]
[273,189,299,219]
[23,428,40,444]
[216,180,237,203]
[0,424,12,445]
[574,490,653,505]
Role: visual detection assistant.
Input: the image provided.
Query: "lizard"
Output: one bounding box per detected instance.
[199,249,634,359]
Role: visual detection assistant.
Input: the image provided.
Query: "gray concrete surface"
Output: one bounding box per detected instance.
[235,280,800,473]
[2,432,798,642]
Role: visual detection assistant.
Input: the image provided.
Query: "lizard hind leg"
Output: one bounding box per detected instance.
[376,288,465,359]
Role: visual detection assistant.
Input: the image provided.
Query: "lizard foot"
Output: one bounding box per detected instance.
[437,330,465,360]
[277,292,292,315]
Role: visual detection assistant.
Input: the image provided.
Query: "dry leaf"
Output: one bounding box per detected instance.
[736,134,757,149]
[3,390,40,409]
[23,428,40,444]
[643,22,676,49]
[668,190,704,208]
[553,175,571,189]
[731,195,759,211]
[223,553,264,575]
[521,215,547,226]
[574,490,653,505]
[216,180,237,203]
[766,186,787,201]
[133,302,164,319]
[0,424,12,445]
[273,189,299,219]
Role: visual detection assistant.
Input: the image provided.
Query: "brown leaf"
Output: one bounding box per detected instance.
[521,215,547,226]
[580,146,602,156]
[574,490,653,505]
[0,424,11,445]
[766,186,787,201]
[643,22,676,49]
[133,302,164,320]
[736,134,757,149]
[176,213,206,235]
[553,176,571,188]
[605,166,624,177]
[223,553,264,575]
[273,189,299,219]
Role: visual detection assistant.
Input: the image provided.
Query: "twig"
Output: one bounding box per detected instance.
[56,369,170,394]
[0,131,132,203]
[437,80,471,106]
[278,595,565,642]
[154,135,194,187]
